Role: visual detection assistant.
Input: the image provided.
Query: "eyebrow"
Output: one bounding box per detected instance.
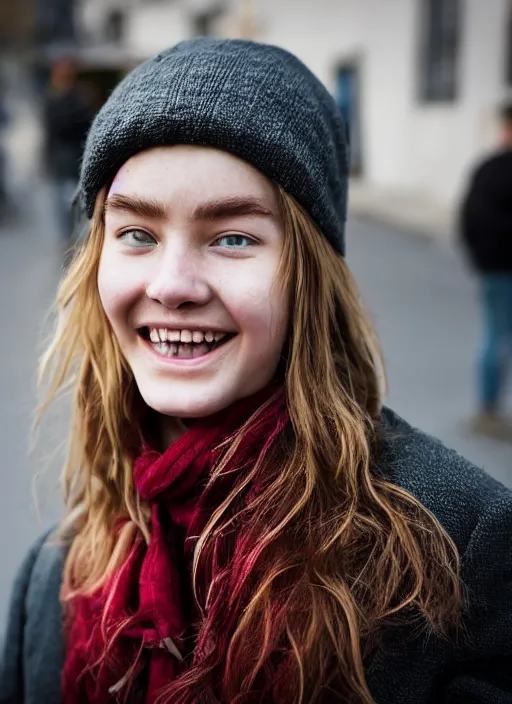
[103,194,275,222]
[193,195,275,221]
[104,194,166,219]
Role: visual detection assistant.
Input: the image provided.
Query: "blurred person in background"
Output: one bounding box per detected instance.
[1,39,512,704]
[0,73,7,215]
[460,101,512,440]
[42,57,94,244]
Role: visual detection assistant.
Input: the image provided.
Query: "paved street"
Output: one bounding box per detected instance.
[0,80,510,632]
[348,217,511,482]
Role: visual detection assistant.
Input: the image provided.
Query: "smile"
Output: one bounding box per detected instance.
[138,327,236,360]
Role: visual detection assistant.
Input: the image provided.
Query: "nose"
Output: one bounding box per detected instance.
[145,241,212,309]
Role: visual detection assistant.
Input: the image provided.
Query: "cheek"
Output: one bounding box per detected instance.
[97,251,136,330]
[223,267,289,353]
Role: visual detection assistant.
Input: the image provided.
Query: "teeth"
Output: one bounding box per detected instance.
[147,328,228,346]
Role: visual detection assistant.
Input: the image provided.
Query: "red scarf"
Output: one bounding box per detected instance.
[62,387,288,703]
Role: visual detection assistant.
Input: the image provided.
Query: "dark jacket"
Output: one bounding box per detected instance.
[43,87,93,181]
[1,409,512,704]
[460,149,512,273]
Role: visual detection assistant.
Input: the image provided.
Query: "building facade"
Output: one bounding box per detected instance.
[77,0,512,232]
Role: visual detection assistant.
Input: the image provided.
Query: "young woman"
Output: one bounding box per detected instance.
[1,38,511,704]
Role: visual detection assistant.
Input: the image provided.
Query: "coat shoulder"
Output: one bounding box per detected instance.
[375,409,512,702]
[0,528,66,704]
[379,407,512,551]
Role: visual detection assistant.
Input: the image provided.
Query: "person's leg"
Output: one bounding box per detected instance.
[477,274,508,412]
[0,145,6,206]
[503,274,512,395]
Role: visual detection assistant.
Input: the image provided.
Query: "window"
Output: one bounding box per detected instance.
[335,62,363,176]
[191,4,225,37]
[418,0,462,102]
[105,9,125,44]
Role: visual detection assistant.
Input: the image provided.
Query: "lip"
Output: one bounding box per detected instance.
[138,333,236,369]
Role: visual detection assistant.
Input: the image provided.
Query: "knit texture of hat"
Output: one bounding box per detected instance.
[79,38,349,254]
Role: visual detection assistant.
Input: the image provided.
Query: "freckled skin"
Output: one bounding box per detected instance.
[98,145,289,437]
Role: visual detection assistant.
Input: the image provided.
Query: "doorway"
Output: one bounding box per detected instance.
[335,61,363,176]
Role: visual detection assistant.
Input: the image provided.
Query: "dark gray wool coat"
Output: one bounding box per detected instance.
[1,409,511,704]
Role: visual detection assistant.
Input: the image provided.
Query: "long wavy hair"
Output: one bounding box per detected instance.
[39,182,461,703]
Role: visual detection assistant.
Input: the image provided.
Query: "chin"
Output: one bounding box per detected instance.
[140,385,238,420]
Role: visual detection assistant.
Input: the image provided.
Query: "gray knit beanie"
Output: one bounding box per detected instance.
[79,38,349,254]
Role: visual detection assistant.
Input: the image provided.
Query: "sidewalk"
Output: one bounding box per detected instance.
[348,179,456,242]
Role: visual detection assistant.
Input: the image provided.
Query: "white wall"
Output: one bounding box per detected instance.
[78,0,125,44]
[405,0,510,205]
[248,0,510,206]
[124,4,190,59]
[98,0,511,211]
[222,0,417,189]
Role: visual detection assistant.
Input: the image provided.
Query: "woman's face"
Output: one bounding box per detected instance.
[98,145,289,422]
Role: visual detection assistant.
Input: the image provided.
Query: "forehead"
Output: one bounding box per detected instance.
[108,145,278,207]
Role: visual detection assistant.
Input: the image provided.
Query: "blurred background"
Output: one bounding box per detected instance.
[0,0,511,629]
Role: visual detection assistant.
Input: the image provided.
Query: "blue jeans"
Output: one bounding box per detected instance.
[478,273,512,410]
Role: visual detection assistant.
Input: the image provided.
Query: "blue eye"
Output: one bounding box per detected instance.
[119,230,156,247]
[214,234,254,248]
